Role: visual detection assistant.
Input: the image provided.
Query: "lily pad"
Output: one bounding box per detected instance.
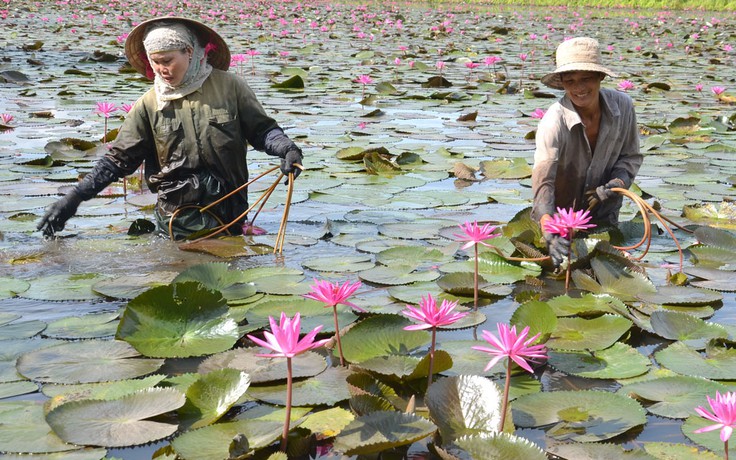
[0,381,37,399]
[42,374,167,400]
[546,293,627,317]
[16,340,164,384]
[116,281,240,358]
[45,388,186,447]
[547,442,657,459]
[425,375,502,443]
[618,376,734,419]
[572,257,656,302]
[340,315,430,363]
[92,272,178,300]
[512,390,647,442]
[548,342,650,379]
[173,263,258,302]
[546,315,633,351]
[683,415,736,457]
[179,368,251,430]
[358,264,440,285]
[654,341,736,379]
[300,407,355,437]
[636,285,723,306]
[302,255,375,272]
[333,410,437,455]
[0,319,46,340]
[0,401,77,453]
[198,348,327,384]
[446,432,548,460]
[0,278,30,299]
[21,273,110,301]
[352,350,452,380]
[170,418,285,459]
[649,310,728,348]
[643,442,721,460]
[43,311,119,339]
[247,366,351,406]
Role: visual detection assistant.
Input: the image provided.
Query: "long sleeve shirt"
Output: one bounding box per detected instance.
[532,87,642,226]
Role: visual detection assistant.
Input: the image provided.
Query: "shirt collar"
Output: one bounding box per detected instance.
[559,87,619,130]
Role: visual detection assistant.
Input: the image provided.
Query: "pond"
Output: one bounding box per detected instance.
[1,1,736,459]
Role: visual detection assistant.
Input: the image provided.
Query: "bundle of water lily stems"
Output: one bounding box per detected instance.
[169,164,301,254]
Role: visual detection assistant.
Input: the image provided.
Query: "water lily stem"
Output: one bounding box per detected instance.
[500,357,512,432]
[565,233,573,293]
[333,304,345,366]
[282,357,293,452]
[427,327,436,390]
[473,244,479,310]
[726,439,729,460]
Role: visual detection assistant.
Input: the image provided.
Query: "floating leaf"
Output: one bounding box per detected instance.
[340,315,429,363]
[0,277,29,299]
[46,388,185,447]
[198,348,326,384]
[302,255,374,272]
[447,432,548,459]
[636,285,723,306]
[358,264,440,286]
[16,340,164,384]
[0,319,46,340]
[173,263,257,302]
[547,315,632,351]
[425,375,502,444]
[91,272,177,300]
[512,390,646,442]
[247,367,351,406]
[649,310,728,348]
[619,376,733,419]
[171,417,284,458]
[546,293,626,317]
[42,374,167,400]
[479,157,532,179]
[0,381,37,399]
[300,407,355,437]
[509,300,557,340]
[654,341,736,379]
[547,442,656,459]
[333,411,437,455]
[0,401,76,453]
[179,369,251,430]
[21,273,109,301]
[683,415,736,457]
[643,442,721,460]
[116,281,240,358]
[43,311,119,339]
[548,342,650,379]
[352,350,452,380]
[572,256,656,301]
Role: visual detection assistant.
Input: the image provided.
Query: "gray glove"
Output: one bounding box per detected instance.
[37,190,83,237]
[544,232,571,268]
[280,149,303,180]
[586,177,625,209]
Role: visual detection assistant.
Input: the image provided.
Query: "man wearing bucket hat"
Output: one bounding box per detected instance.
[37,17,303,239]
[532,37,642,267]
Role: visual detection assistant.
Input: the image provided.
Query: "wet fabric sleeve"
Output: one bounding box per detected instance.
[234,78,279,152]
[608,95,642,188]
[263,127,301,159]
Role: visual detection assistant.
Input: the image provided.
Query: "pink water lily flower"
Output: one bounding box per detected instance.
[542,207,596,239]
[712,86,726,96]
[402,294,468,330]
[531,108,546,119]
[453,221,499,250]
[355,74,373,85]
[247,312,329,359]
[472,323,548,373]
[1,113,13,125]
[695,391,736,443]
[94,102,117,118]
[618,80,635,91]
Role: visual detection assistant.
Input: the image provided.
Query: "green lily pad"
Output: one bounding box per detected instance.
[446,432,548,459]
[572,257,656,302]
[547,315,633,351]
[0,320,46,340]
[21,273,109,301]
[643,442,721,460]
[173,263,257,302]
[116,281,240,358]
[358,264,440,285]
[683,415,736,457]
[251,274,310,295]
[171,418,284,459]
[512,390,647,442]
[16,340,164,384]
[42,374,167,400]
[426,375,502,443]
[636,285,723,306]
[547,442,657,459]
[302,255,375,272]
[654,341,736,379]
[46,388,185,447]
[300,407,355,437]
[247,366,351,407]
[0,401,77,453]
[510,300,557,341]
[43,311,119,339]
[649,310,728,348]
[246,297,358,333]
[479,157,532,179]
[546,293,627,317]
[440,252,542,284]
[548,342,650,379]
[0,313,19,327]
[352,350,452,380]
[0,448,109,460]
[619,376,734,419]
[198,347,327,384]
[92,272,178,300]
[436,272,515,298]
[340,315,429,363]
[0,278,29,299]
[440,339,505,376]
[333,410,437,455]
[179,368,251,430]
[376,246,452,267]
[0,381,37,399]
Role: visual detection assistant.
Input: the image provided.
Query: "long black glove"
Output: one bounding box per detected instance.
[586,177,625,209]
[544,232,571,268]
[280,149,303,180]
[37,189,83,237]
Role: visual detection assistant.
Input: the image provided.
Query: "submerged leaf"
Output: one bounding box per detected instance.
[333,411,437,455]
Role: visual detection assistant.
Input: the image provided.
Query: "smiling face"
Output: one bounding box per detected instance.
[149,48,192,87]
[560,71,605,111]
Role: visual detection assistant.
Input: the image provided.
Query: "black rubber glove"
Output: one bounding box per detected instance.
[37,189,83,237]
[586,177,625,209]
[280,149,303,180]
[544,232,571,268]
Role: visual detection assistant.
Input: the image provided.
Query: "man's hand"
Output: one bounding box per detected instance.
[544,232,571,268]
[37,190,83,238]
[280,149,303,182]
[586,177,625,209]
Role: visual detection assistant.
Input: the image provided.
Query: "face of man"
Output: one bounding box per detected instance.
[149,48,192,87]
[560,71,605,111]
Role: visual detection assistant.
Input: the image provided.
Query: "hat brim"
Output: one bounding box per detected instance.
[540,63,617,90]
[125,17,231,79]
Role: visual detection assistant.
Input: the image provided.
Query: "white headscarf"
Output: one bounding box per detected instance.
[143,21,212,110]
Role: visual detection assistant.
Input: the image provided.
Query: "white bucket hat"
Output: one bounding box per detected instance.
[541,37,617,90]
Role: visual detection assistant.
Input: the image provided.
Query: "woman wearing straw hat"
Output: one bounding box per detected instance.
[532,37,642,266]
[37,17,303,239]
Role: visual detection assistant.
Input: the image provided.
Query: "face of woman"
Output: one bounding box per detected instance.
[560,71,604,110]
[149,48,192,87]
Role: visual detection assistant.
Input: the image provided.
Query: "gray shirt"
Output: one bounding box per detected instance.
[531,87,642,225]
